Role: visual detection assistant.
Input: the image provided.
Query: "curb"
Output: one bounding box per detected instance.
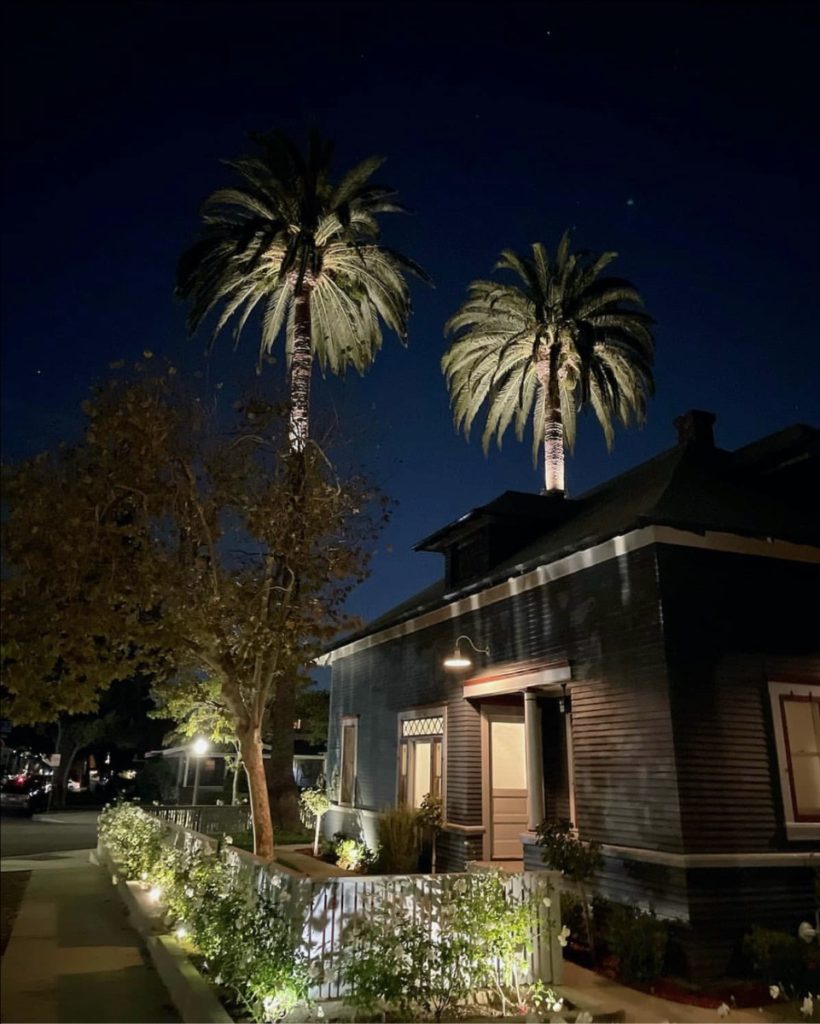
[92,844,233,1024]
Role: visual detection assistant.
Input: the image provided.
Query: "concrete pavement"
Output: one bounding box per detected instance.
[1,810,100,859]
[0,850,178,1023]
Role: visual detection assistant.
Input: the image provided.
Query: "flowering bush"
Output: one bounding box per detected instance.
[98,802,310,1022]
[337,870,560,1020]
[334,836,376,872]
[98,800,165,879]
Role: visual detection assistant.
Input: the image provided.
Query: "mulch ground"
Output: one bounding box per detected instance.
[0,871,32,956]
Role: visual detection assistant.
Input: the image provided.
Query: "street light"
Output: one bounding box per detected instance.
[191,738,209,805]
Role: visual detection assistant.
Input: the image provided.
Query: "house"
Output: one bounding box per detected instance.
[320,411,820,979]
[146,737,326,804]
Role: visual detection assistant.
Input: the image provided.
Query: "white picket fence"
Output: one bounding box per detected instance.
[160,819,563,1000]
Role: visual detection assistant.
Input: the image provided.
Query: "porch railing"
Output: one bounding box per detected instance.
[147,803,251,837]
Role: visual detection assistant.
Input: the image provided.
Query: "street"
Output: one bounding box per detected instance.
[0,811,99,860]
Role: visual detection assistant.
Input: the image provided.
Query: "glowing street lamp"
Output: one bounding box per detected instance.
[191,737,209,805]
[443,635,491,671]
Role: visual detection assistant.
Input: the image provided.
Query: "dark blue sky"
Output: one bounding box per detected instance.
[2,0,818,625]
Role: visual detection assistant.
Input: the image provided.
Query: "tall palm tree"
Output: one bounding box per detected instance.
[177,130,428,451]
[443,231,655,494]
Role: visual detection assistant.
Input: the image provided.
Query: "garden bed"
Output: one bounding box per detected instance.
[96,802,580,1023]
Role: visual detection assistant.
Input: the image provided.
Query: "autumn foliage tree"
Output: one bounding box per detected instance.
[1,366,386,857]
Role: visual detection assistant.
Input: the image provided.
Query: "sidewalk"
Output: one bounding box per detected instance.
[1,850,178,1023]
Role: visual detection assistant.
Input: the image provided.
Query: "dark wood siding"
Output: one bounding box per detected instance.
[658,546,820,853]
[330,544,683,852]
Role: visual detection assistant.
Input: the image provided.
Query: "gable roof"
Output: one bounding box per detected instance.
[329,419,819,650]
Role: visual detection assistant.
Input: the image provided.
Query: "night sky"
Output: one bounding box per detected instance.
[2,1,818,627]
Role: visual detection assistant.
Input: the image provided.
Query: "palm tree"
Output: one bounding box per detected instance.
[443,231,655,494]
[177,129,428,451]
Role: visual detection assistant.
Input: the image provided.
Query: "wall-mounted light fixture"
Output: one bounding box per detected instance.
[443,635,491,671]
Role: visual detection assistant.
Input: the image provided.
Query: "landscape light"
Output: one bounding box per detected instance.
[148,886,162,903]
[192,737,209,757]
[175,925,188,940]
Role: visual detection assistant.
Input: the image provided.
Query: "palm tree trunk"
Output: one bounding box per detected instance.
[288,286,313,453]
[238,723,274,860]
[539,348,565,495]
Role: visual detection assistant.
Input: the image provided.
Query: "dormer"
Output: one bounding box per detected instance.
[415,491,572,590]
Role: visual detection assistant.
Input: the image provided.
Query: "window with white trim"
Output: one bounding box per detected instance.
[339,716,358,806]
[398,710,444,810]
[769,681,820,840]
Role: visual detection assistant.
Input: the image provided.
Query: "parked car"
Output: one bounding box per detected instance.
[0,774,52,815]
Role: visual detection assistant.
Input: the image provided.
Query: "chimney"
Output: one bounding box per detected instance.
[674,409,716,447]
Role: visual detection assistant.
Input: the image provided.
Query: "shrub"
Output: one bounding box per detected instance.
[98,800,165,878]
[376,805,420,873]
[743,925,817,997]
[535,818,603,960]
[606,903,668,984]
[337,870,559,1020]
[335,836,376,872]
[98,802,310,1022]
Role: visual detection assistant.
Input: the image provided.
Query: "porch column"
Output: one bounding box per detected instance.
[523,691,545,829]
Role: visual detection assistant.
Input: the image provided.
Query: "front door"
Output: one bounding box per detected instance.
[486,710,528,860]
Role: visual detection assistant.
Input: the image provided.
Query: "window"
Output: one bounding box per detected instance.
[339,716,358,806]
[769,681,820,840]
[398,711,444,809]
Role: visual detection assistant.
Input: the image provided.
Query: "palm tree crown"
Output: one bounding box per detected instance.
[177,130,428,450]
[442,231,655,493]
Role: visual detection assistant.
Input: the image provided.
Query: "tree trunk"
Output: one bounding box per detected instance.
[231,744,242,806]
[238,725,275,860]
[541,346,565,495]
[288,286,313,453]
[52,743,80,810]
[265,682,300,829]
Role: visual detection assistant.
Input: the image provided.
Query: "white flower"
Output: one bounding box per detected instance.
[557,925,571,947]
[800,995,814,1018]
[551,998,564,1011]
[185,886,195,898]
[717,1002,730,1018]
[542,896,552,908]
[769,985,780,1000]
[223,834,233,845]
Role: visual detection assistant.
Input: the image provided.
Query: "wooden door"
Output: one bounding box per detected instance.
[487,712,528,860]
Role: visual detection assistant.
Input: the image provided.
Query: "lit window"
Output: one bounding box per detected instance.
[769,681,820,840]
[398,711,444,810]
[339,716,358,806]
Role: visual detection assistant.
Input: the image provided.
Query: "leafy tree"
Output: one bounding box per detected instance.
[443,231,655,494]
[177,130,427,819]
[2,367,386,858]
[149,671,245,803]
[176,128,429,453]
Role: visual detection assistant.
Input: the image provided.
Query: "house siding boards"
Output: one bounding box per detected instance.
[327,546,684,863]
[658,545,820,854]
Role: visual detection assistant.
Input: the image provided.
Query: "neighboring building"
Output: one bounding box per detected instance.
[321,411,820,978]
[147,736,326,804]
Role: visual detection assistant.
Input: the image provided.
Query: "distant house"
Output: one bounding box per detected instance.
[320,411,819,978]
[147,733,326,804]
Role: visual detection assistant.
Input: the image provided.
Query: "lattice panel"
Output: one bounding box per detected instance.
[401,715,443,737]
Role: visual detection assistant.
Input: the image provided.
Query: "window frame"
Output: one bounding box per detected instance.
[768,680,820,841]
[397,706,446,814]
[338,715,359,807]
